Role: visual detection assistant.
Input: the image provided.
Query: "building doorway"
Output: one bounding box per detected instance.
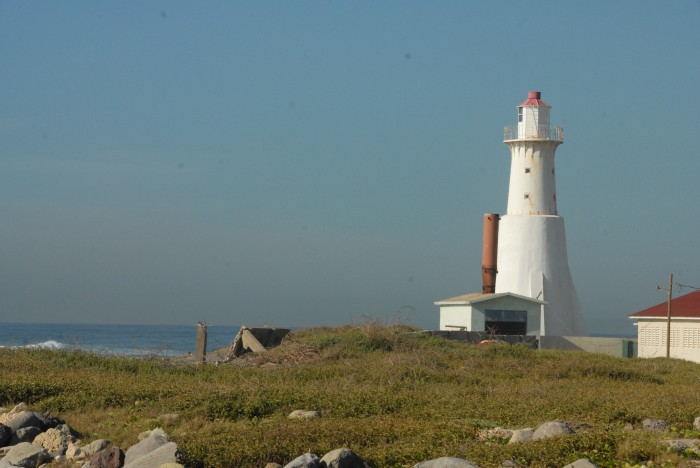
[484,309,527,335]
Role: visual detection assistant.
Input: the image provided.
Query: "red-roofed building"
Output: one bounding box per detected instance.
[629,290,700,362]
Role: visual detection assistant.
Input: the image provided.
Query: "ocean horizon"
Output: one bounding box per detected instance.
[0,322,246,357]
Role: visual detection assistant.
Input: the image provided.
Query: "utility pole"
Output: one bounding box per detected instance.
[666,273,673,358]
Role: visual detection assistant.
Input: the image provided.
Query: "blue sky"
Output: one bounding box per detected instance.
[1,1,698,334]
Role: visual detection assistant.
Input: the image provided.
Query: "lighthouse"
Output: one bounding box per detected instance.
[495,91,586,336]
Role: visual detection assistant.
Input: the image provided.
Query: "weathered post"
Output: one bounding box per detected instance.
[195,322,208,364]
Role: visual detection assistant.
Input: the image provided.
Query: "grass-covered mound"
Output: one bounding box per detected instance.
[1,323,699,467]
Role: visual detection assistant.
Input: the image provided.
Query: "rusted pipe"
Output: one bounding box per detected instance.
[482,213,500,294]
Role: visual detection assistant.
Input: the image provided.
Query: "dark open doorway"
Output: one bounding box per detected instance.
[484,309,527,336]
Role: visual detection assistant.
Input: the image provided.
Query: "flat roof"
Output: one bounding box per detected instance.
[435,291,546,306]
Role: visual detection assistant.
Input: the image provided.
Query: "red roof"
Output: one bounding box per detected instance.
[629,290,700,318]
[518,91,551,107]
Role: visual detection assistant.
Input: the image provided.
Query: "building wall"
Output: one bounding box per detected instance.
[439,296,541,335]
[540,336,637,358]
[636,318,700,363]
[439,305,472,331]
[470,295,541,335]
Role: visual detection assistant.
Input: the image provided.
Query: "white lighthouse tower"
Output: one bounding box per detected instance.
[495,91,586,336]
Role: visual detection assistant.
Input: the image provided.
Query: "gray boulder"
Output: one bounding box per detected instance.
[124,441,178,468]
[83,439,112,457]
[124,434,169,465]
[532,421,574,440]
[642,418,669,432]
[284,452,321,468]
[90,446,125,468]
[6,412,45,433]
[0,424,10,448]
[414,457,480,468]
[508,428,534,444]
[320,448,368,468]
[694,416,700,429]
[563,459,599,468]
[664,438,700,454]
[9,426,42,445]
[4,442,52,467]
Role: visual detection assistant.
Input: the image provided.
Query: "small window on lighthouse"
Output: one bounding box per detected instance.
[518,107,523,123]
[524,193,530,199]
[525,168,530,174]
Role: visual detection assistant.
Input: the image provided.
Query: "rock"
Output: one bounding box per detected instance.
[563,459,599,468]
[90,446,125,468]
[83,439,111,457]
[6,412,45,433]
[664,438,700,454]
[124,434,170,465]
[158,464,184,468]
[137,427,168,441]
[35,412,65,430]
[10,404,28,414]
[508,428,534,444]
[288,410,321,420]
[498,461,522,467]
[319,447,369,467]
[694,417,700,429]
[4,442,52,467]
[642,418,669,432]
[0,424,10,448]
[34,426,75,453]
[9,426,42,444]
[532,421,574,440]
[123,441,178,468]
[284,452,321,468]
[414,457,480,468]
[67,442,86,460]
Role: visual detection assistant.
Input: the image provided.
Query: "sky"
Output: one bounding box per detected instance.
[1,1,699,335]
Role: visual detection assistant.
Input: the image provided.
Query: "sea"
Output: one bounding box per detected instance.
[0,322,242,357]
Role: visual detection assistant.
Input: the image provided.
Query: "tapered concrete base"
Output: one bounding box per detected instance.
[495,214,586,336]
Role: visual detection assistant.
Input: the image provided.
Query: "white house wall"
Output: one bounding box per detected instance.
[470,295,542,336]
[637,318,700,363]
[439,305,472,331]
[439,295,542,335]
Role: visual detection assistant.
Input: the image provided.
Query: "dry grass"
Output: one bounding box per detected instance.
[2,324,700,467]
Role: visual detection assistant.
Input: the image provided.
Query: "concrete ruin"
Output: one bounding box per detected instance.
[225,326,290,361]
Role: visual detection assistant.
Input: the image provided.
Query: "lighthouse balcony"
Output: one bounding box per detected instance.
[504,125,564,142]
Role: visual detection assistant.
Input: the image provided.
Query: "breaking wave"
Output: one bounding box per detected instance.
[0,340,70,350]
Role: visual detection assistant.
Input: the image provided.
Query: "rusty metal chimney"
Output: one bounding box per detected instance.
[482,213,500,294]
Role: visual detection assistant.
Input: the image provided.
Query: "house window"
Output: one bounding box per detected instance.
[518,107,523,123]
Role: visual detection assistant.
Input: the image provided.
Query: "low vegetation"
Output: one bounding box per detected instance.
[1,323,700,467]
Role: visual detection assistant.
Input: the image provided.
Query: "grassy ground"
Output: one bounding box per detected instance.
[1,323,700,467]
